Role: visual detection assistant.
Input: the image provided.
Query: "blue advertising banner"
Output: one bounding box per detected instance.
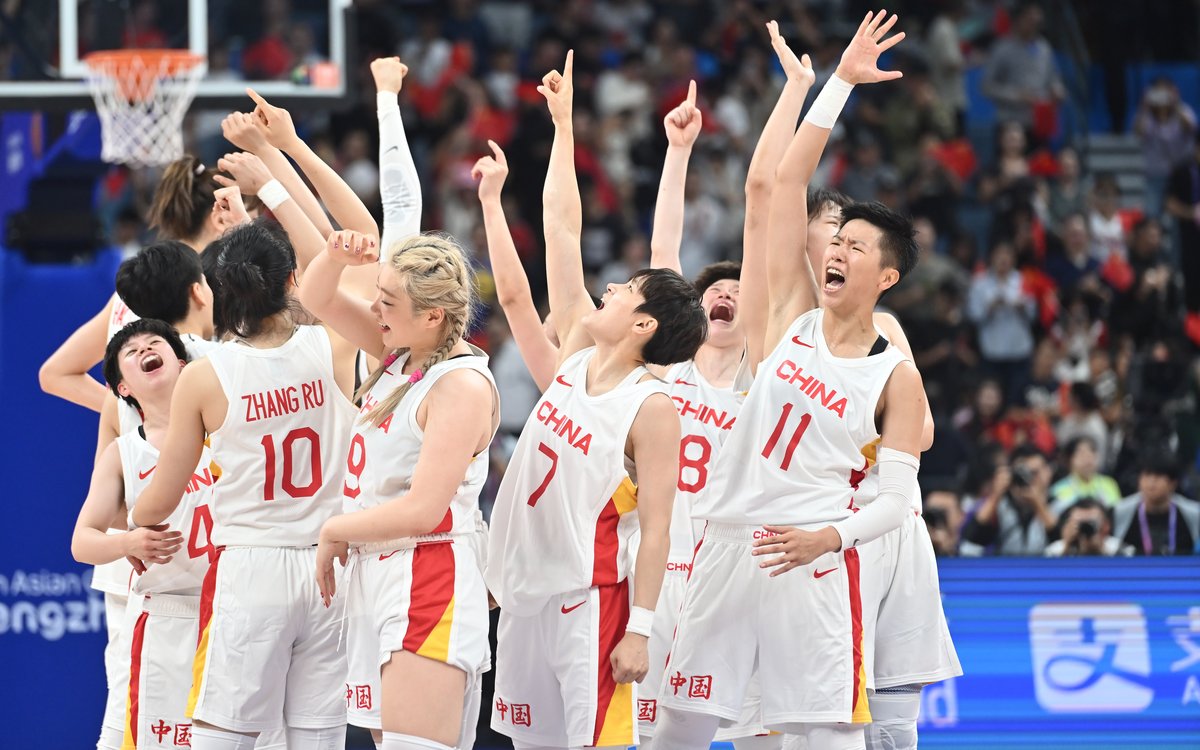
[919,557,1200,748]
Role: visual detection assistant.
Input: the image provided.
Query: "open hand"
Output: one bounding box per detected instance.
[834,9,906,85]
[750,525,841,576]
[315,535,348,608]
[326,229,379,265]
[371,56,409,95]
[537,50,574,125]
[122,524,183,567]
[767,20,815,87]
[664,80,703,148]
[472,140,509,202]
[247,88,300,150]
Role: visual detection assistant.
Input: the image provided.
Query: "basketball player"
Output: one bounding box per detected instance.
[94,240,222,456]
[72,319,215,750]
[653,11,919,750]
[131,217,357,750]
[729,23,956,750]
[39,156,249,413]
[486,50,708,750]
[298,228,497,750]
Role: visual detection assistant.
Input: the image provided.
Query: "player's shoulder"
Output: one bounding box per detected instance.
[634,390,680,423]
[428,365,494,404]
[884,359,923,394]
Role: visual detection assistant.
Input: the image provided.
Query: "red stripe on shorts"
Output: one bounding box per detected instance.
[845,546,865,716]
[402,542,456,653]
[127,610,150,747]
[430,507,454,534]
[593,579,631,745]
[197,547,223,648]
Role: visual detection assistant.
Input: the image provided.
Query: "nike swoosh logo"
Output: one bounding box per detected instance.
[379,551,400,561]
[137,466,157,480]
[560,600,586,614]
[791,336,814,348]
[555,375,573,387]
[813,568,838,579]
[674,379,697,387]
[385,145,398,154]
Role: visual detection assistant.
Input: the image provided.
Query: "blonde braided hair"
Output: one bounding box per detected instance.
[355,233,476,428]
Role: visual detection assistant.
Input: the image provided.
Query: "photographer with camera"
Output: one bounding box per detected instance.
[961,444,1057,555]
[1044,498,1133,557]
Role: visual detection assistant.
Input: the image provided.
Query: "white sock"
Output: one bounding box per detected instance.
[381,732,453,750]
[285,725,346,749]
[651,708,722,750]
[733,734,783,750]
[802,723,865,750]
[190,726,257,750]
[865,687,922,750]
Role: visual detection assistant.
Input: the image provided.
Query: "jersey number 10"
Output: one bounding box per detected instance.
[260,428,323,501]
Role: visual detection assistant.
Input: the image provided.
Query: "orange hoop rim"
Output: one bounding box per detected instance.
[83,49,205,77]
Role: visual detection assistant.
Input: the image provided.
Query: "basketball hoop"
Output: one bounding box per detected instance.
[84,50,205,168]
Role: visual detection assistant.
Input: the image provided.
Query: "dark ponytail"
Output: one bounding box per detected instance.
[211,219,298,339]
[149,155,219,241]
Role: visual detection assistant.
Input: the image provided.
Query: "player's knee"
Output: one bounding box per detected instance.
[284,725,345,750]
[652,708,723,750]
[865,686,922,750]
[802,723,865,750]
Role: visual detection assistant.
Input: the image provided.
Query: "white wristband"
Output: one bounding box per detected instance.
[257,179,291,211]
[626,605,654,637]
[803,74,854,130]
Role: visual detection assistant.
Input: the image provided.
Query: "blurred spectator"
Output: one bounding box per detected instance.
[1134,78,1197,217]
[242,0,294,80]
[678,169,728,277]
[1111,218,1184,342]
[979,121,1032,205]
[488,315,540,442]
[340,130,380,207]
[839,132,900,204]
[910,278,976,410]
[967,240,1036,405]
[595,233,650,295]
[980,0,1065,137]
[1046,214,1104,298]
[1049,435,1121,515]
[961,444,1057,556]
[1164,131,1200,315]
[123,0,169,48]
[905,135,963,237]
[1039,146,1087,235]
[881,67,956,175]
[1044,498,1133,557]
[1087,174,1128,262]
[925,0,968,132]
[1114,456,1199,555]
[924,488,965,557]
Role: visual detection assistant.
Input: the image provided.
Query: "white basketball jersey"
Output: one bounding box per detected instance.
[487,347,667,616]
[117,431,215,596]
[662,358,744,566]
[106,293,139,340]
[694,309,909,525]
[849,442,923,513]
[344,348,497,535]
[205,326,355,547]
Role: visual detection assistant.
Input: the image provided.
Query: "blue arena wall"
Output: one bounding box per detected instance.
[1,251,1198,747]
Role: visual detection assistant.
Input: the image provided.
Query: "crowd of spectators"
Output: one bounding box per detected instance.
[83,1,1200,557]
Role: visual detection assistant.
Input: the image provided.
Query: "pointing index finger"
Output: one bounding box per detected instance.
[563,49,574,81]
[245,87,271,112]
[488,139,507,165]
[686,79,697,107]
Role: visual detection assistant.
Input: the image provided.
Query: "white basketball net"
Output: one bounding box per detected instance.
[85,53,204,168]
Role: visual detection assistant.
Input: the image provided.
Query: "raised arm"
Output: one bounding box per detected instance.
[248,88,380,240]
[538,51,594,362]
[39,300,112,412]
[72,442,182,567]
[743,22,815,368]
[296,230,387,360]
[373,57,423,253]
[764,10,904,355]
[473,140,559,390]
[220,111,335,238]
[649,80,702,275]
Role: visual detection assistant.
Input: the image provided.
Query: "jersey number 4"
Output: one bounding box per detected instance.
[761,403,812,471]
[260,428,323,501]
[187,504,216,562]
